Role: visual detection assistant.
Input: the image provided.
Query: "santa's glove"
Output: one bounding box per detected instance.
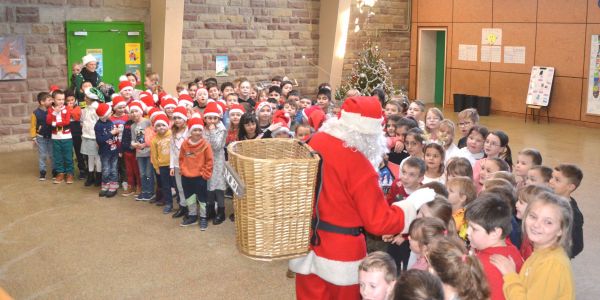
[392,188,436,234]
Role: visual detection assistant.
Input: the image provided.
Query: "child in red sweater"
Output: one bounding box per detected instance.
[466,192,524,300]
[46,89,74,184]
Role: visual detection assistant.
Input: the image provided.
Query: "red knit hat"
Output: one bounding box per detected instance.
[229,103,245,116]
[161,98,177,110]
[128,101,144,114]
[96,102,112,118]
[178,94,194,107]
[112,95,127,109]
[119,80,133,93]
[173,106,188,121]
[187,116,204,132]
[338,96,384,134]
[203,101,221,118]
[153,113,169,128]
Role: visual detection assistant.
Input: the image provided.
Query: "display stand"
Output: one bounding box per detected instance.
[525,105,550,123]
[525,66,554,123]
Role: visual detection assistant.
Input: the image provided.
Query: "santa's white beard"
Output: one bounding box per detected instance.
[319,117,387,169]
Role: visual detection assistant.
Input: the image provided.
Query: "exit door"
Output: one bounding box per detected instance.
[66,21,145,89]
[417,28,447,106]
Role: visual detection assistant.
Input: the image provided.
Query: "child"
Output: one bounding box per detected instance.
[120,102,141,197]
[110,96,129,192]
[206,82,220,102]
[479,158,511,190]
[445,157,473,181]
[255,101,273,133]
[268,85,282,103]
[457,125,488,167]
[457,108,479,148]
[526,165,552,186]
[465,193,524,300]
[417,197,457,234]
[446,176,477,240]
[427,236,490,300]
[303,105,326,132]
[422,143,445,184]
[358,251,397,300]
[424,107,444,142]
[384,100,402,118]
[226,103,245,145]
[194,88,209,114]
[316,87,332,115]
[515,184,552,259]
[151,114,174,213]
[393,269,444,300]
[280,80,294,99]
[283,99,299,131]
[203,102,228,225]
[80,88,103,187]
[179,116,214,230]
[95,103,119,197]
[130,101,155,201]
[549,164,584,258]
[294,123,311,141]
[170,106,189,218]
[220,82,235,100]
[408,217,447,271]
[238,80,255,112]
[514,148,543,188]
[46,89,74,184]
[490,171,517,187]
[188,81,199,99]
[65,90,86,180]
[238,113,261,140]
[387,157,425,205]
[406,100,425,130]
[491,192,574,299]
[31,92,54,180]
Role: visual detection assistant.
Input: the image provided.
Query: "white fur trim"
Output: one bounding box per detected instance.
[229,108,244,115]
[288,251,362,286]
[173,111,188,121]
[189,124,203,132]
[392,200,417,234]
[129,105,143,113]
[119,75,128,82]
[178,100,193,108]
[203,112,220,118]
[338,110,383,134]
[154,119,168,128]
[152,94,159,103]
[163,103,177,109]
[90,101,99,109]
[120,86,133,92]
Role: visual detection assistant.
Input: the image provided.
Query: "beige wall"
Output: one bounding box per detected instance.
[409,0,600,125]
[151,0,184,96]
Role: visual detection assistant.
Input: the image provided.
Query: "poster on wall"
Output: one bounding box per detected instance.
[0,36,27,80]
[482,28,502,46]
[216,55,229,77]
[125,43,141,86]
[586,35,600,115]
[86,48,103,77]
[526,66,554,107]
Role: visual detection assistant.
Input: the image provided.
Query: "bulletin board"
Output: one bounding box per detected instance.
[526,66,554,107]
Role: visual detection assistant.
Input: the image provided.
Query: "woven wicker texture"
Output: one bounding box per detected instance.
[227,139,320,261]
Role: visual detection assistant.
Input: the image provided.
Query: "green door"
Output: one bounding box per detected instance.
[434,31,446,106]
[66,21,145,89]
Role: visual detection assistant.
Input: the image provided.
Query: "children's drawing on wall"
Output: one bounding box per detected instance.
[0,36,27,80]
[587,35,600,115]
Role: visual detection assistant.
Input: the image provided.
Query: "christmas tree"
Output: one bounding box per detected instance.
[336,40,396,101]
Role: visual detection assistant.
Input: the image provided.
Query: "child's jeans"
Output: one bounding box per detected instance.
[52,139,73,174]
[137,157,154,196]
[36,136,53,173]
[181,175,207,217]
[100,152,119,184]
[157,166,174,208]
[124,151,140,189]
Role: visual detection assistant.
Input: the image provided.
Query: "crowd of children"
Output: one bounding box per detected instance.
[31,54,584,298]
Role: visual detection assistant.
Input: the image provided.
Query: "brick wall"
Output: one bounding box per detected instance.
[0,0,150,152]
[341,0,411,93]
[180,0,320,97]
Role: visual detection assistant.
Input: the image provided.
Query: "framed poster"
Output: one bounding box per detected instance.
[586,35,600,115]
[526,66,554,107]
[216,55,229,77]
[0,36,27,80]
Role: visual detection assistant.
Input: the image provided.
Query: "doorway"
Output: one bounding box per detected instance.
[417,28,447,106]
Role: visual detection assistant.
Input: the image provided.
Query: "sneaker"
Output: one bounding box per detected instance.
[78,172,86,180]
[99,189,108,197]
[53,173,64,184]
[148,194,157,203]
[199,217,208,231]
[122,190,136,197]
[65,174,74,184]
[162,205,173,214]
[180,215,198,227]
[106,190,117,198]
[135,193,144,201]
[39,171,46,181]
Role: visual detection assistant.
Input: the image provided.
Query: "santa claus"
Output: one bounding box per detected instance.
[289,96,434,299]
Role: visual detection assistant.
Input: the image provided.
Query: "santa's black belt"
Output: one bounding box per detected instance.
[311,219,364,236]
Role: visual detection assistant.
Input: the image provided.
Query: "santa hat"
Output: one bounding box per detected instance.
[255,101,272,114]
[158,91,168,103]
[271,110,291,136]
[112,96,127,109]
[82,54,97,66]
[161,98,177,110]
[128,101,144,114]
[216,101,227,115]
[229,103,245,116]
[302,105,322,121]
[153,113,169,128]
[187,116,204,132]
[49,85,60,93]
[203,101,221,118]
[119,75,129,82]
[338,96,384,134]
[148,107,165,122]
[119,80,133,93]
[139,93,155,112]
[173,106,188,121]
[96,102,112,118]
[178,94,194,107]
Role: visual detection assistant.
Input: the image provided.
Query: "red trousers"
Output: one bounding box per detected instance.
[123,151,140,189]
[295,273,360,300]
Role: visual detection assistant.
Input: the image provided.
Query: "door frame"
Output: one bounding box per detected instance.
[416,27,448,107]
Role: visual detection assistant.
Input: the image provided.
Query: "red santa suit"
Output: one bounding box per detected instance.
[289,96,433,300]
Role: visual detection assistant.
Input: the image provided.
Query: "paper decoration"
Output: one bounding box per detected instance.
[481,46,501,63]
[586,35,600,115]
[482,28,502,46]
[0,36,27,80]
[526,66,554,107]
[458,44,478,61]
[86,48,103,76]
[504,46,526,64]
[216,55,229,77]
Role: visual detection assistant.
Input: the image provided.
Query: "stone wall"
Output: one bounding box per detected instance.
[0,0,150,152]
[341,0,411,93]
[180,0,320,97]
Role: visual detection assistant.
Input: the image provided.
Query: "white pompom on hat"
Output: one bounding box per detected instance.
[82,54,97,66]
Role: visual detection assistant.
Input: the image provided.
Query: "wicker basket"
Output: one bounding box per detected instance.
[227,139,320,261]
